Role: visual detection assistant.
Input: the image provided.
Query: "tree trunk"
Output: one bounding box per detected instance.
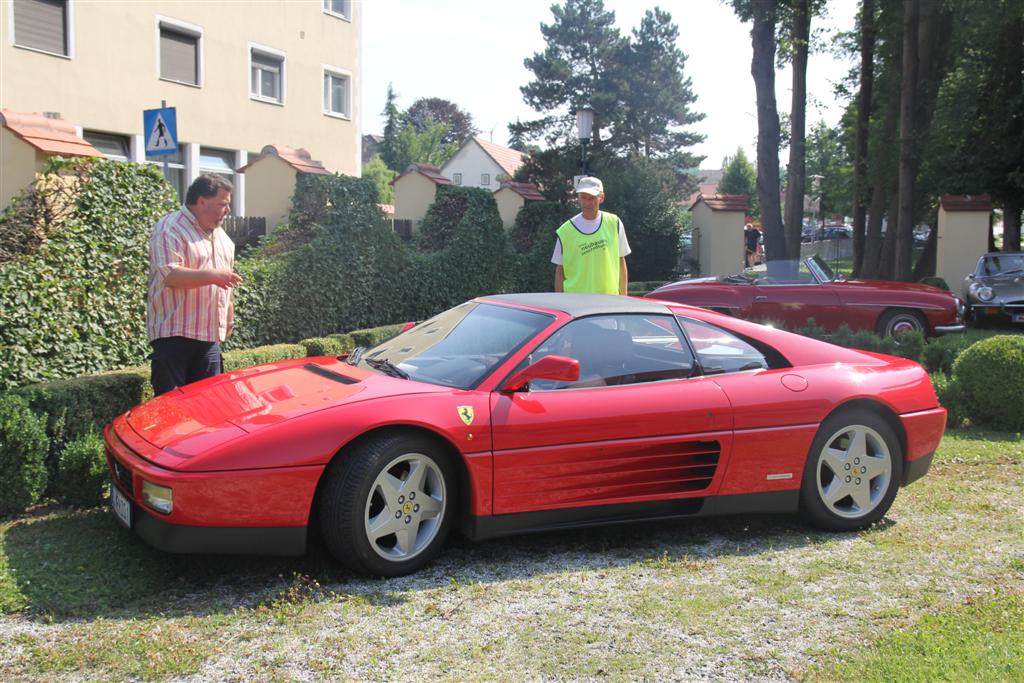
[783,0,810,260]
[851,0,876,277]
[750,3,785,271]
[879,184,900,280]
[894,0,920,282]
[1004,201,1022,252]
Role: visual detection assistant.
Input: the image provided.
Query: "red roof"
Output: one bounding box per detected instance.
[939,193,992,212]
[0,109,101,158]
[497,181,544,201]
[473,138,527,177]
[391,163,451,186]
[690,193,749,212]
[238,145,330,174]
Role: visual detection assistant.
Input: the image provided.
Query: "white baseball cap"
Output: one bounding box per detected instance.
[575,176,604,196]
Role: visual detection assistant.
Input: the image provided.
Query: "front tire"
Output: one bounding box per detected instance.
[799,408,903,531]
[319,433,455,576]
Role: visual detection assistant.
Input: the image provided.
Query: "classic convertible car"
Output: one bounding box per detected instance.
[648,255,965,338]
[105,293,946,576]
[963,252,1024,325]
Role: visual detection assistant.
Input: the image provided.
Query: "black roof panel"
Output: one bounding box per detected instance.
[478,293,672,318]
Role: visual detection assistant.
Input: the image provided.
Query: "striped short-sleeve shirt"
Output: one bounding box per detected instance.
[147,206,235,343]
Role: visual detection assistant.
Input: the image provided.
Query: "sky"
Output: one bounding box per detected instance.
[361,0,860,170]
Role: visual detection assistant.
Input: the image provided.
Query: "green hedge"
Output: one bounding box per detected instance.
[0,394,48,517]
[0,158,176,390]
[950,335,1024,431]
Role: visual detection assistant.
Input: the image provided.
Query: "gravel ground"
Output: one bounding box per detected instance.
[1,453,1021,682]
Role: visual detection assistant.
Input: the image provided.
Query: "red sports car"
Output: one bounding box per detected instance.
[648,255,965,338]
[105,293,945,576]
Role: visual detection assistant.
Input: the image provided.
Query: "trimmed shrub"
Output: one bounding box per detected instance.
[223,344,307,371]
[951,335,1024,431]
[299,336,351,357]
[350,325,402,348]
[920,329,991,374]
[55,431,107,508]
[0,394,49,516]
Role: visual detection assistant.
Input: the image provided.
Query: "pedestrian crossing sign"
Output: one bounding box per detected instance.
[143,107,178,155]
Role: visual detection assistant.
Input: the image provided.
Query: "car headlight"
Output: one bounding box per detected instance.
[970,284,994,302]
[142,480,173,514]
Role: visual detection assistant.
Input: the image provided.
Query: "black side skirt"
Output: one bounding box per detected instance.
[460,490,799,541]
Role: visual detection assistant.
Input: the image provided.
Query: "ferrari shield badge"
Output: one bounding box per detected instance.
[457,405,474,426]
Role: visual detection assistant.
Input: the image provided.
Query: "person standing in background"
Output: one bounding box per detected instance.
[552,176,630,295]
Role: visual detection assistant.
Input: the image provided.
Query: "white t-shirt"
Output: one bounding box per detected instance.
[551,212,632,265]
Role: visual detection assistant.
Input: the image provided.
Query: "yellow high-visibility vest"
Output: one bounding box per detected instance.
[557,212,621,294]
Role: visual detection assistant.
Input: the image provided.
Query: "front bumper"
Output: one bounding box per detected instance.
[104,419,321,556]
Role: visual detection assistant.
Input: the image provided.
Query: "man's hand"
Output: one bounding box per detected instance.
[211,269,243,289]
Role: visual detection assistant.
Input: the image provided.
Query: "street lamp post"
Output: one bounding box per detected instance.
[576,105,594,176]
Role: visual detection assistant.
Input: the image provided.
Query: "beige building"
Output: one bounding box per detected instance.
[238,145,330,230]
[0,0,360,214]
[690,194,748,277]
[494,181,544,229]
[391,162,450,236]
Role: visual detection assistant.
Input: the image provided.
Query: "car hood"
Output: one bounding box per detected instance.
[124,357,446,453]
[977,275,1024,298]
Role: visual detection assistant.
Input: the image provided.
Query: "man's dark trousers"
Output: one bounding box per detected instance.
[150,336,223,396]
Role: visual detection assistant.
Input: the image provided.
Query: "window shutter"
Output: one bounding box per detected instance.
[13,0,68,55]
[160,27,198,84]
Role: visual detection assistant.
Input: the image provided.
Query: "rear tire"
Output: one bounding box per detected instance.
[876,308,927,338]
[799,408,903,531]
[319,433,455,577]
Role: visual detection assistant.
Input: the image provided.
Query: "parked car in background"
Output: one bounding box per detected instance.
[104,293,945,576]
[811,225,853,242]
[647,254,965,338]
[963,252,1024,325]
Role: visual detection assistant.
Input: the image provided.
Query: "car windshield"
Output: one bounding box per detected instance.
[356,302,554,389]
[981,254,1024,277]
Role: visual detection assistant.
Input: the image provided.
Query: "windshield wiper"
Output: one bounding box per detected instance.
[345,346,366,366]
[365,357,409,379]
[995,268,1024,277]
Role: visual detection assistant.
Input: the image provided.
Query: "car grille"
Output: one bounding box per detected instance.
[107,450,133,494]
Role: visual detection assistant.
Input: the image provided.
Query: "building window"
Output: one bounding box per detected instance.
[199,147,238,211]
[82,130,130,162]
[481,173,490,186]
[146,148,186,201]
[453,173,462,186]
[322,67,351,118]
[322,0,351,20]
[12,0,71,57]
[250,47,284,103]
[158,18,202,86]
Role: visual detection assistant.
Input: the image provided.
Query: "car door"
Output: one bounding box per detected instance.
[748,261,844,330]
[489,314,733,515]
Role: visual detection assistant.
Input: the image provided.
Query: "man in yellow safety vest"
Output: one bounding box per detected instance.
[552,176,630,295]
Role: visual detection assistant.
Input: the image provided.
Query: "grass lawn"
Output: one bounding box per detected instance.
[1,428,1021,681]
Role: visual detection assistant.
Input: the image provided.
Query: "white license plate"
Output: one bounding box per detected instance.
[1012,313,1024,323]
[110,480,132,528]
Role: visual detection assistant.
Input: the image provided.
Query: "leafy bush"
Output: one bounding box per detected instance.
[0,158,177,389]
[508,200,568,293]
[919,329,991,374]
[299,336,351,357]
[223,344,307,371]
[918,276,950,291]
[55,431,107,508]
[930,372,966,428]
[0,394,48,516]
[951,335,1024,431]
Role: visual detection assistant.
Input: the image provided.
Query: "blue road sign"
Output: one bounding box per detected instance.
[144,107,178,155]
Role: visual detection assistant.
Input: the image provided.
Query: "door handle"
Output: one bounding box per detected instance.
[754,295,768,301]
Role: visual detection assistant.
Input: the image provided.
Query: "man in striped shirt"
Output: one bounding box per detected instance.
[147,174,242,396]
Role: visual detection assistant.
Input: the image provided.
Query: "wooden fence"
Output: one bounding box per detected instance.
[223,216,267,249]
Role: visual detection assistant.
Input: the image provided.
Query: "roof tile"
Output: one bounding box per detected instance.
[0,109,101,158]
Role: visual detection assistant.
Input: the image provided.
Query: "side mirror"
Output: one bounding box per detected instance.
[501,355,580,392]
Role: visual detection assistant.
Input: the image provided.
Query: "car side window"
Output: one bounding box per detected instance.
[676,316,768,375]
[520,314,695,390]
